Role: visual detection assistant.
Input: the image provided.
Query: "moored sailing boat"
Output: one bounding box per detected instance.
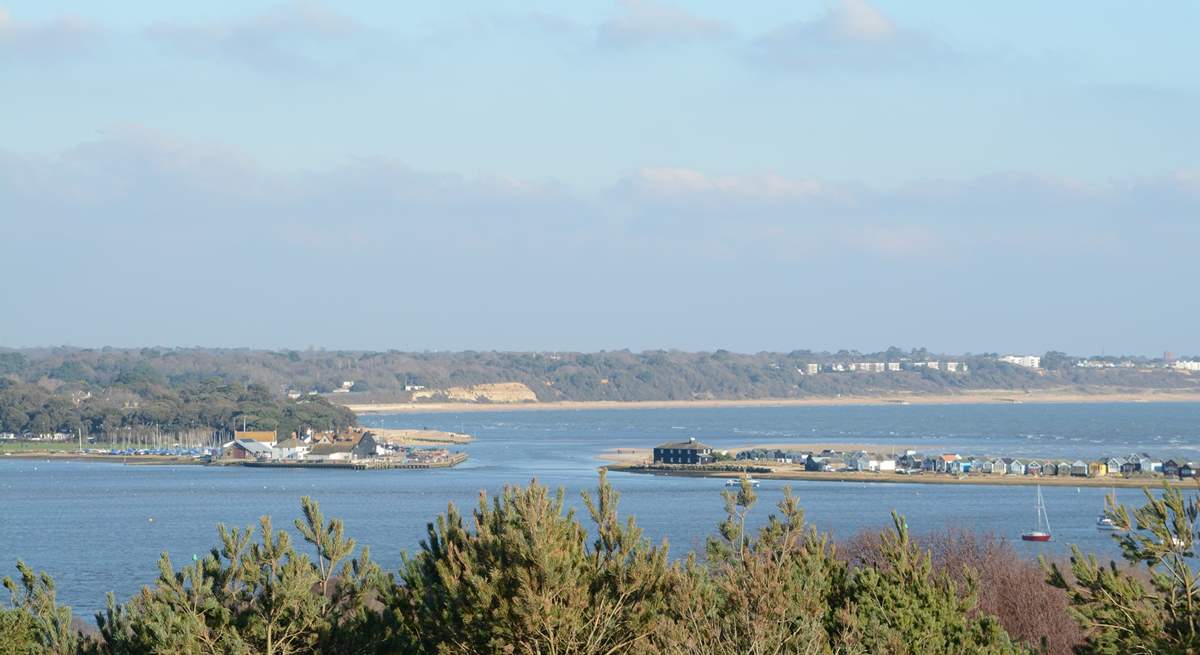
[1021,485,1052,542]
[1096,489,1122,531]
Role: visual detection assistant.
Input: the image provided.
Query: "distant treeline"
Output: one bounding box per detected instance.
[0,354,355,438]
[0,347,1195,413]
[4,475,1200,654]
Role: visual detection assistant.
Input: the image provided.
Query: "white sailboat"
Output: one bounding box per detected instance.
[1096,489,1122,531]
[1021,485,1052,542]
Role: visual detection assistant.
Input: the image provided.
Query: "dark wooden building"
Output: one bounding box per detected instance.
[653,437,714,465]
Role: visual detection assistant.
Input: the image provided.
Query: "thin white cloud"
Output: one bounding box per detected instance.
[618,168,827,203]
[597,0,729,48]
[749,0,948,72]
[3,132,1198,264]
[144,0,361,73]
[0,7,102,61]
[833,0,896,41]
[3,132,1198,349]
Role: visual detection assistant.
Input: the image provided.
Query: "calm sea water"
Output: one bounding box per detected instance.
[2,402,1199,616]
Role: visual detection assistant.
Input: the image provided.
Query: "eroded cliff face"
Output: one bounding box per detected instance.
[411,381,538,404]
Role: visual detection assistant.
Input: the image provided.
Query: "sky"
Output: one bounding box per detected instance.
[1,1,1197,355]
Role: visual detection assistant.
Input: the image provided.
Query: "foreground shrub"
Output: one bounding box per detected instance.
[0,562,78,655]
[1047,484,1200,654]
[391,470,676,654]
[86,497,389,654]
[20,473,1174,654]
[845,528,1083,654]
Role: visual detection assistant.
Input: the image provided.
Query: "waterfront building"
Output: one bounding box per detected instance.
[233,430,277,446]
[652,437,714,465]
[222,439,273,461]
[271,438,309,460]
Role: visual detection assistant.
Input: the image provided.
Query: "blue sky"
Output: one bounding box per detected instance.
[1,1,1198,354]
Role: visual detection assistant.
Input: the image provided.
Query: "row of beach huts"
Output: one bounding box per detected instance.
[654,438,1197,479]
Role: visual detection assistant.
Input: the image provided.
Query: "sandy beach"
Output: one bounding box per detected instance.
[606,464,1200,489]
[344,389,1200,415]
[365,428,473,446]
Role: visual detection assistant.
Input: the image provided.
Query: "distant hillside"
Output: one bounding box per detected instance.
[1,347,1197,421]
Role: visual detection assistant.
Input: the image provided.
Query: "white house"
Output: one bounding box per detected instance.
[1000,355,1041,369]
[271,438,310,461]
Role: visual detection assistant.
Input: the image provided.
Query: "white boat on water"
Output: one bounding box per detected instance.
[1021,485,1052,542]
[725,477,760,488]
[1097,490,1124,532]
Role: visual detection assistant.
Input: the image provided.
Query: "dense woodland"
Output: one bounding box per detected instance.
[1,347,1196,437]
[0,349,355,440]
[3,475,1199,654]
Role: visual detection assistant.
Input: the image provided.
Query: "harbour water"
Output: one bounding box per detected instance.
[2,401,1198,615]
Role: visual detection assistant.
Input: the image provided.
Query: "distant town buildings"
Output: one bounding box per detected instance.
[802,360,967,375]
[999,355,1041,369]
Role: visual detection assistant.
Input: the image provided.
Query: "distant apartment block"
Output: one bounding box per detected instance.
[1000,355,1041,369]
[1077,360,1137,369]
[816,360,966,374]
[1172,360,1200,372]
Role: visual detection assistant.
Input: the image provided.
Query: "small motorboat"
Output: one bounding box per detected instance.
[1021,485,1053,542]
[725,477,760,488]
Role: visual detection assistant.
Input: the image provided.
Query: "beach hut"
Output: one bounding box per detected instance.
[1025,461,1042,476]
[1071,460,1089,477]
[1004,458,1026,476]
[990,458,1006,475]
[1106,457,1126,476]
[1088,461,1108,478]
[1055,461,1072,477]
[939,454,961,473]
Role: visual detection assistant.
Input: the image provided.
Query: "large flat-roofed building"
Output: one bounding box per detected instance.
[653,437,714,465]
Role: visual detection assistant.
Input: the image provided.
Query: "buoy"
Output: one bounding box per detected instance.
[148,517,154,523]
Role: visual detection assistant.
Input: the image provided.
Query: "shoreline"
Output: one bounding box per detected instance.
[1,453,206,465]
[363,428,473,446]
[605,464,1200,489]
[344,389,1200,414]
